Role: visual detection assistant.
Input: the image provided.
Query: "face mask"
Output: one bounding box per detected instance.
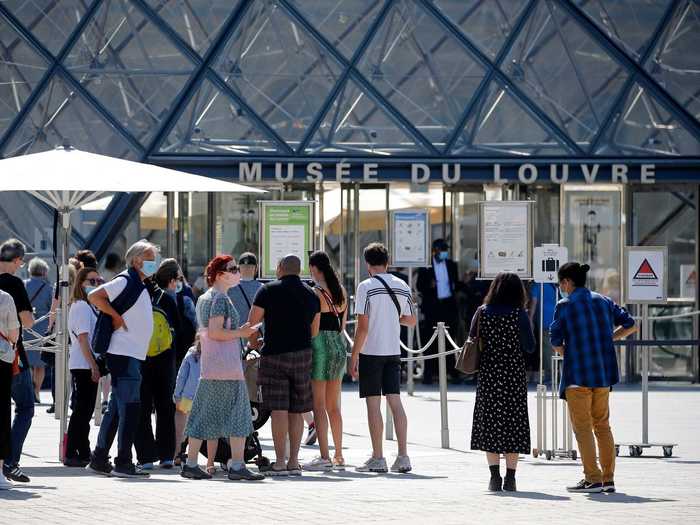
[142,260,157,277]
[560,288,569,299]
[175,281,183,293]
[438,251,449,261]
[84,285,96,294]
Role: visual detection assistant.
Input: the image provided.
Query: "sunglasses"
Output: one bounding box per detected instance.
[87,278,105,286]
[224,265,239,275]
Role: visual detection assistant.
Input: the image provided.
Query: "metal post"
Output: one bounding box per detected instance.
[552,355,559,454]
[407,267,415,396]
[166,191,175,258]
[437,322,450,449]
[57,209,72,460]
[536,282,545,454]
[642,303,650,444]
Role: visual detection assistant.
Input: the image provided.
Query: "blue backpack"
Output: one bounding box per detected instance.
[91,268,145,355]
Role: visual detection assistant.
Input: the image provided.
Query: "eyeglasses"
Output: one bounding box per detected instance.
[87,278,105,286]
[224,265,240,275]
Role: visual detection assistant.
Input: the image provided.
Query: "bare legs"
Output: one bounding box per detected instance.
[365,396,384,458]
[486,452,519,469]
[271,410,304,468]
[32,367,45,400]
[311,379,343,460]
[173,409,188,460]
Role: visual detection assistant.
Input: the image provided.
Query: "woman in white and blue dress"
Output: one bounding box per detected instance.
[182,255,263,482]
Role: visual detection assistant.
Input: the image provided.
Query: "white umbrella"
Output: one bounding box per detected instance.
[0,146,264,460]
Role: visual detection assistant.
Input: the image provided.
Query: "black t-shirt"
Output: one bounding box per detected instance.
[253,275,320,355]
[0,273,33,368]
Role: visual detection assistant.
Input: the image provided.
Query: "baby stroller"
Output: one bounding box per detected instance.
[199,347,271,468]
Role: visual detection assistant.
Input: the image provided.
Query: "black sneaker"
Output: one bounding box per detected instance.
[112,463,150,479]
[63,457,90,468]
[304,423,317,446]
[228,466,264,481]
[488,475,502,492]
[181,464,212,480]
[567,479,603,493]
[87,457,113,476]
[503,475,517,492]
[101,401,108,415]
[602,481,616,493]
[3,465,30,483]
[46,405,55,414]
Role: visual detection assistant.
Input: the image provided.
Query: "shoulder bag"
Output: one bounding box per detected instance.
[456,307,482,374]
[371,275,401,317]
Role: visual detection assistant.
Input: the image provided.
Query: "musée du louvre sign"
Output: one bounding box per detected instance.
[236,161,659,185]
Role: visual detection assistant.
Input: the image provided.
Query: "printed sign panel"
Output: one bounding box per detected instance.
[479,201,533,279]
[534,245,569,284]
[390,209,430,267]
[259,201,314,279]
[624,246,667,304]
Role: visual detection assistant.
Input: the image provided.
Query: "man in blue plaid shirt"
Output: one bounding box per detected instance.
[550,262,636,495]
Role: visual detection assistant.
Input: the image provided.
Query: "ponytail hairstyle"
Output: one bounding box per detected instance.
[309,251,344,307]
[557,262,590,288]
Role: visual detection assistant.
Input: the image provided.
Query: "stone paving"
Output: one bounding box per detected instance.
[2,384,699,524]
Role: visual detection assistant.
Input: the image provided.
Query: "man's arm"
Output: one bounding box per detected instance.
[311,312,320,338]
[247,305,265,349]
[19,310,33,330]
[88,288,125,331]
[550,303,564,355]
[400,313,416,327]
[350,314,369,380]
[613,324,637,341]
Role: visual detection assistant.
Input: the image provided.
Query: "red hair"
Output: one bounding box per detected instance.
[205,255,234,287]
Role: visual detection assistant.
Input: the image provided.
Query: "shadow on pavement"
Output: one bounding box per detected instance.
[488,491,570,501]
[19,466,91,478]
[586,493,676,504]
[0,490,42,501]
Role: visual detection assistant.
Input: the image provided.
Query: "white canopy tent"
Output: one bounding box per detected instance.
[0,146,264,460]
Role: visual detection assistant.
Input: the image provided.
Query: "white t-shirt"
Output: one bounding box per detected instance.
[68,300,98,370]
[0,290,19,364]
[354,273,414,356]
[95,275,153,361]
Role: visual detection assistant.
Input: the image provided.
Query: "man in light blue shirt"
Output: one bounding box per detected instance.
[228,253,262,330]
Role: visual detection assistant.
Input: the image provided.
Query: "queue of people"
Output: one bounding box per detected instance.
[0,234,637,495]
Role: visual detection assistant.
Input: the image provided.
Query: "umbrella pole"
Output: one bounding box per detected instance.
[55,210,71,462]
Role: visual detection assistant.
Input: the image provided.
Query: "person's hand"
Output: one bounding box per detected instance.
[90,363,100,383]
[350,354,359,380]
[238,322,256,339]
[248,334,262,350]
[112,313,127,331]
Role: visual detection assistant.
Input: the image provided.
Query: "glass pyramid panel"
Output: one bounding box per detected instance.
[144,0,237,56]
[595,82,700,156]
[304,77,430,155]
[286,0,383,59]
[503,0,629,148]
[357,0,485,148]
[645,1,700,120]
[63,0,194,146]
[433,0,529,59]
[0,0,88,55]
[3,73,139,158]
[213,0,343,149]
[0,15,48,140]
[451,80,570,156]
[574,0,672,61]
[159,77,280,154]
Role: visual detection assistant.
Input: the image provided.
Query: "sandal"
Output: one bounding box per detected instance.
[286,463,302,477]
[206,465,217,476]
[332,457,346,471]
[260,463,288,477]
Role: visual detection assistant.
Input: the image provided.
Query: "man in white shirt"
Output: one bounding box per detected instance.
[350,243,416,474]
[88,240,156,479]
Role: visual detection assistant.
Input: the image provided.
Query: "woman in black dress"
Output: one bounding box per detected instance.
[469,272,535,492]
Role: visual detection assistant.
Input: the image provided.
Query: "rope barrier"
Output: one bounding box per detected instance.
[342,325,461,362]
[632,310,700,321]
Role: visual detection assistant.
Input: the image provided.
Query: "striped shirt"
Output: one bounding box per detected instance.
[549,287,635,399]
[354,273,414,356]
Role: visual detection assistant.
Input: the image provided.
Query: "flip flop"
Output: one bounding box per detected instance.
[286,464,302,476]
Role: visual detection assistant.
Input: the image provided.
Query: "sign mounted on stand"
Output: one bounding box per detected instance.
[624,246,668,304]
[478,201,534,279]
[534,245,568,284]
[259,201,314,279]
[390,209,430,267]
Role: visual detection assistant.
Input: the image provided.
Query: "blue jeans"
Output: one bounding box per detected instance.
[6,368,34,467]
[94,354,142,467]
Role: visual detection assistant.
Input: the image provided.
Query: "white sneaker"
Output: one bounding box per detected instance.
[303,456,333,472]
[390,455,412,473]
[355,456,388,473]
[0,475,13,490]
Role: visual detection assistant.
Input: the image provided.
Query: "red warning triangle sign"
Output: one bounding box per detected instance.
[633,258,658,280]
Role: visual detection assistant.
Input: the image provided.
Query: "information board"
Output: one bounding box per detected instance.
[478,201,533,279]
[624,246,667,304]
[259,201,314,279]
[390,209,430,267]
[534,245,568,284]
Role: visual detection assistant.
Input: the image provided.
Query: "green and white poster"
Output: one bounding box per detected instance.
[259,201,314,278]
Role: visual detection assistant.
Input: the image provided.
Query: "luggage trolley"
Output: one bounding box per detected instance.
[533,355,577,461]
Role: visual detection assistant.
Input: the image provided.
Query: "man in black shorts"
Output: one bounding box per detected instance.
[248,255,320,476]
[350,243,416,473]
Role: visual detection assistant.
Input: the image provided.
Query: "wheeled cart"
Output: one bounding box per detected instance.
[532,355,577,461]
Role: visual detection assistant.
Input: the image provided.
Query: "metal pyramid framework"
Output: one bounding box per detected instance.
[0,0,698,162]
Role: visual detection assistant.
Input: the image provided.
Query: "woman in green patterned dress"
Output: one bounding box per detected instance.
[303,251,348,472]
